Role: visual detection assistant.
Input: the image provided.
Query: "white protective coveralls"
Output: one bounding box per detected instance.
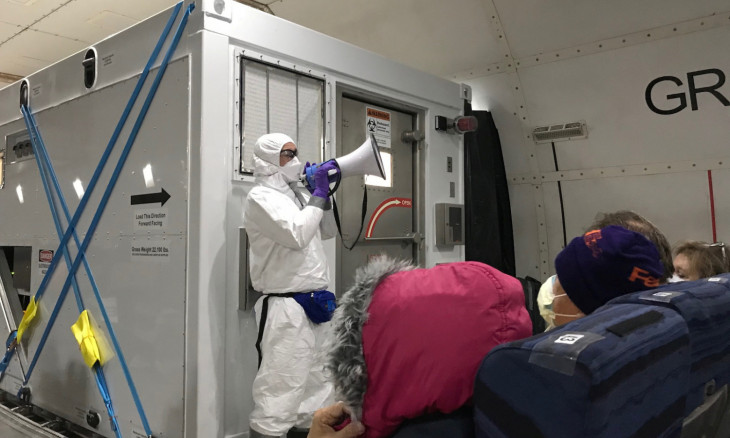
[243,133,336,436]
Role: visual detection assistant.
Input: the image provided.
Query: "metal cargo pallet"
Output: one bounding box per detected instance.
[0,392,103,438]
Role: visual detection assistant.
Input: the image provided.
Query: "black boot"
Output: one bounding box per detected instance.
[249,428,279,438]
[287,427,309,438]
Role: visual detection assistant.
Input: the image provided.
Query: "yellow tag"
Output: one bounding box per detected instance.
[71,310,103,369]
[16,297,38,343]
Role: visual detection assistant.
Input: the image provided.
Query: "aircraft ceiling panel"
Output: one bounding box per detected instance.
[494,0,730,58]
[33,0,137,44]
[0,21,22,43]
[1,0,66,27]
[0,52,46,77]
[0,28,87,71]
[272,0,505,78]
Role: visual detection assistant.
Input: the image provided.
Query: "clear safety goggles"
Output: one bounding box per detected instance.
[280,149,298,159]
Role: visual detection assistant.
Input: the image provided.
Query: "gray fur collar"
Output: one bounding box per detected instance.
[328,256,414,419]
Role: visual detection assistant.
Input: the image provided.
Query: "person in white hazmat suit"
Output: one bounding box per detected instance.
[243,133,338,438]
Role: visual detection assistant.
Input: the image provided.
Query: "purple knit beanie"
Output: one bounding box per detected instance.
[555,225,664,314]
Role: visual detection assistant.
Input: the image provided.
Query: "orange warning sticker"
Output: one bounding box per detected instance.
[367,108,391,121]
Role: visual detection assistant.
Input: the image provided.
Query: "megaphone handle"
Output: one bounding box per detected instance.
[332,184,367,251]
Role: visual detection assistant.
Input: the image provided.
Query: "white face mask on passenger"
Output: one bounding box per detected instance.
[537,275,557,330]
[279,157,303,183]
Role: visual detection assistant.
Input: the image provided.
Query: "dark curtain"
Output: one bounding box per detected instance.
[464,104,515,276]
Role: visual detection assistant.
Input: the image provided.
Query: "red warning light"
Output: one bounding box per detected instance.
[454,116,478,134]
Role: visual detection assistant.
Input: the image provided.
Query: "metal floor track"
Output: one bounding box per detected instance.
[0,402,66,437]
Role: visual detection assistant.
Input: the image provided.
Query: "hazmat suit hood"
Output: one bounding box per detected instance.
[253,133,303,195]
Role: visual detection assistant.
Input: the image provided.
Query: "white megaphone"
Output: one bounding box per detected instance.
[303,133,386,189]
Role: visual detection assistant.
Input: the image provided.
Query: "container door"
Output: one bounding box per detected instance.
[336,97,420,292]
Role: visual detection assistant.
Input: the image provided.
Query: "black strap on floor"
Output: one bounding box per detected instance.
[333,185,368,251]
[255,293,299,368]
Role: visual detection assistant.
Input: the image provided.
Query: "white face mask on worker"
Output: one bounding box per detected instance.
[279,157,303,183]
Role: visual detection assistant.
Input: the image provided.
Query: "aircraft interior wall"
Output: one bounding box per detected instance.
[465,22,730,280]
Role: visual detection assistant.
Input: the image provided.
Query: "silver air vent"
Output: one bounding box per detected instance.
[532,121,587,144]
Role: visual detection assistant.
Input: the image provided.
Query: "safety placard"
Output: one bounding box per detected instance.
[38,249,53,275]
[366,197,412,237]
[131,240,170,261]
[366,107,391,149]
[134,208,168,230]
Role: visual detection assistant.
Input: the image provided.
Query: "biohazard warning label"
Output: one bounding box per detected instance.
[366,107,391,149]
[131,240,170,261]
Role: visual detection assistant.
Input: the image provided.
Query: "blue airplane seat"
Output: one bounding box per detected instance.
[607,274,730,437]
[474,303,690,438]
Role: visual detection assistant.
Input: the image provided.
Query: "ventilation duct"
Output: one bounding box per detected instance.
[532,121,587,144]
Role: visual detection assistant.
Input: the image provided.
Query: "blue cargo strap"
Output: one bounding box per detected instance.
[22,107,122,436]
[20,5,194,435]
[28,0,183,309]
[11,3,192,436]
[22,4,194,435]
[0,0,182,385]
[0,331,17,375]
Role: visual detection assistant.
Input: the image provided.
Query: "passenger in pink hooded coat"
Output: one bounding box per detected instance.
[327,256,532,438]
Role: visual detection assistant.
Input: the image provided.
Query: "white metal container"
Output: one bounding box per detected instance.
[0,1,467,436]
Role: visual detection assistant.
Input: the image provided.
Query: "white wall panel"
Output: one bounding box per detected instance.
[509,183,540,278]
[468,72,535,175]
[561,172,713,253]
[541,181,564,277]
[516,26,730,172]
[707,168,730,245]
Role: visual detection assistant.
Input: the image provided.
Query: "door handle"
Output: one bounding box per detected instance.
[364,233,423,244]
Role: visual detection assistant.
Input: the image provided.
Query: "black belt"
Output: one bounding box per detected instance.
[255,293,301,369]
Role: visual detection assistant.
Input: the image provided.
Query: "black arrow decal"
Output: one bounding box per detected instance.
[131,188,170,207]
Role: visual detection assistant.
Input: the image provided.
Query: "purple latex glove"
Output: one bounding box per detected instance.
[312,161,339,199]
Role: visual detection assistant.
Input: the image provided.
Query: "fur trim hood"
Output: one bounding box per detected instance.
[328,256,533,438]
[328,256,414,420]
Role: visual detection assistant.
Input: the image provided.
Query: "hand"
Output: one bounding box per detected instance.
[304,162,316,193]
[312,161,339,199]
[307,402,365,438]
